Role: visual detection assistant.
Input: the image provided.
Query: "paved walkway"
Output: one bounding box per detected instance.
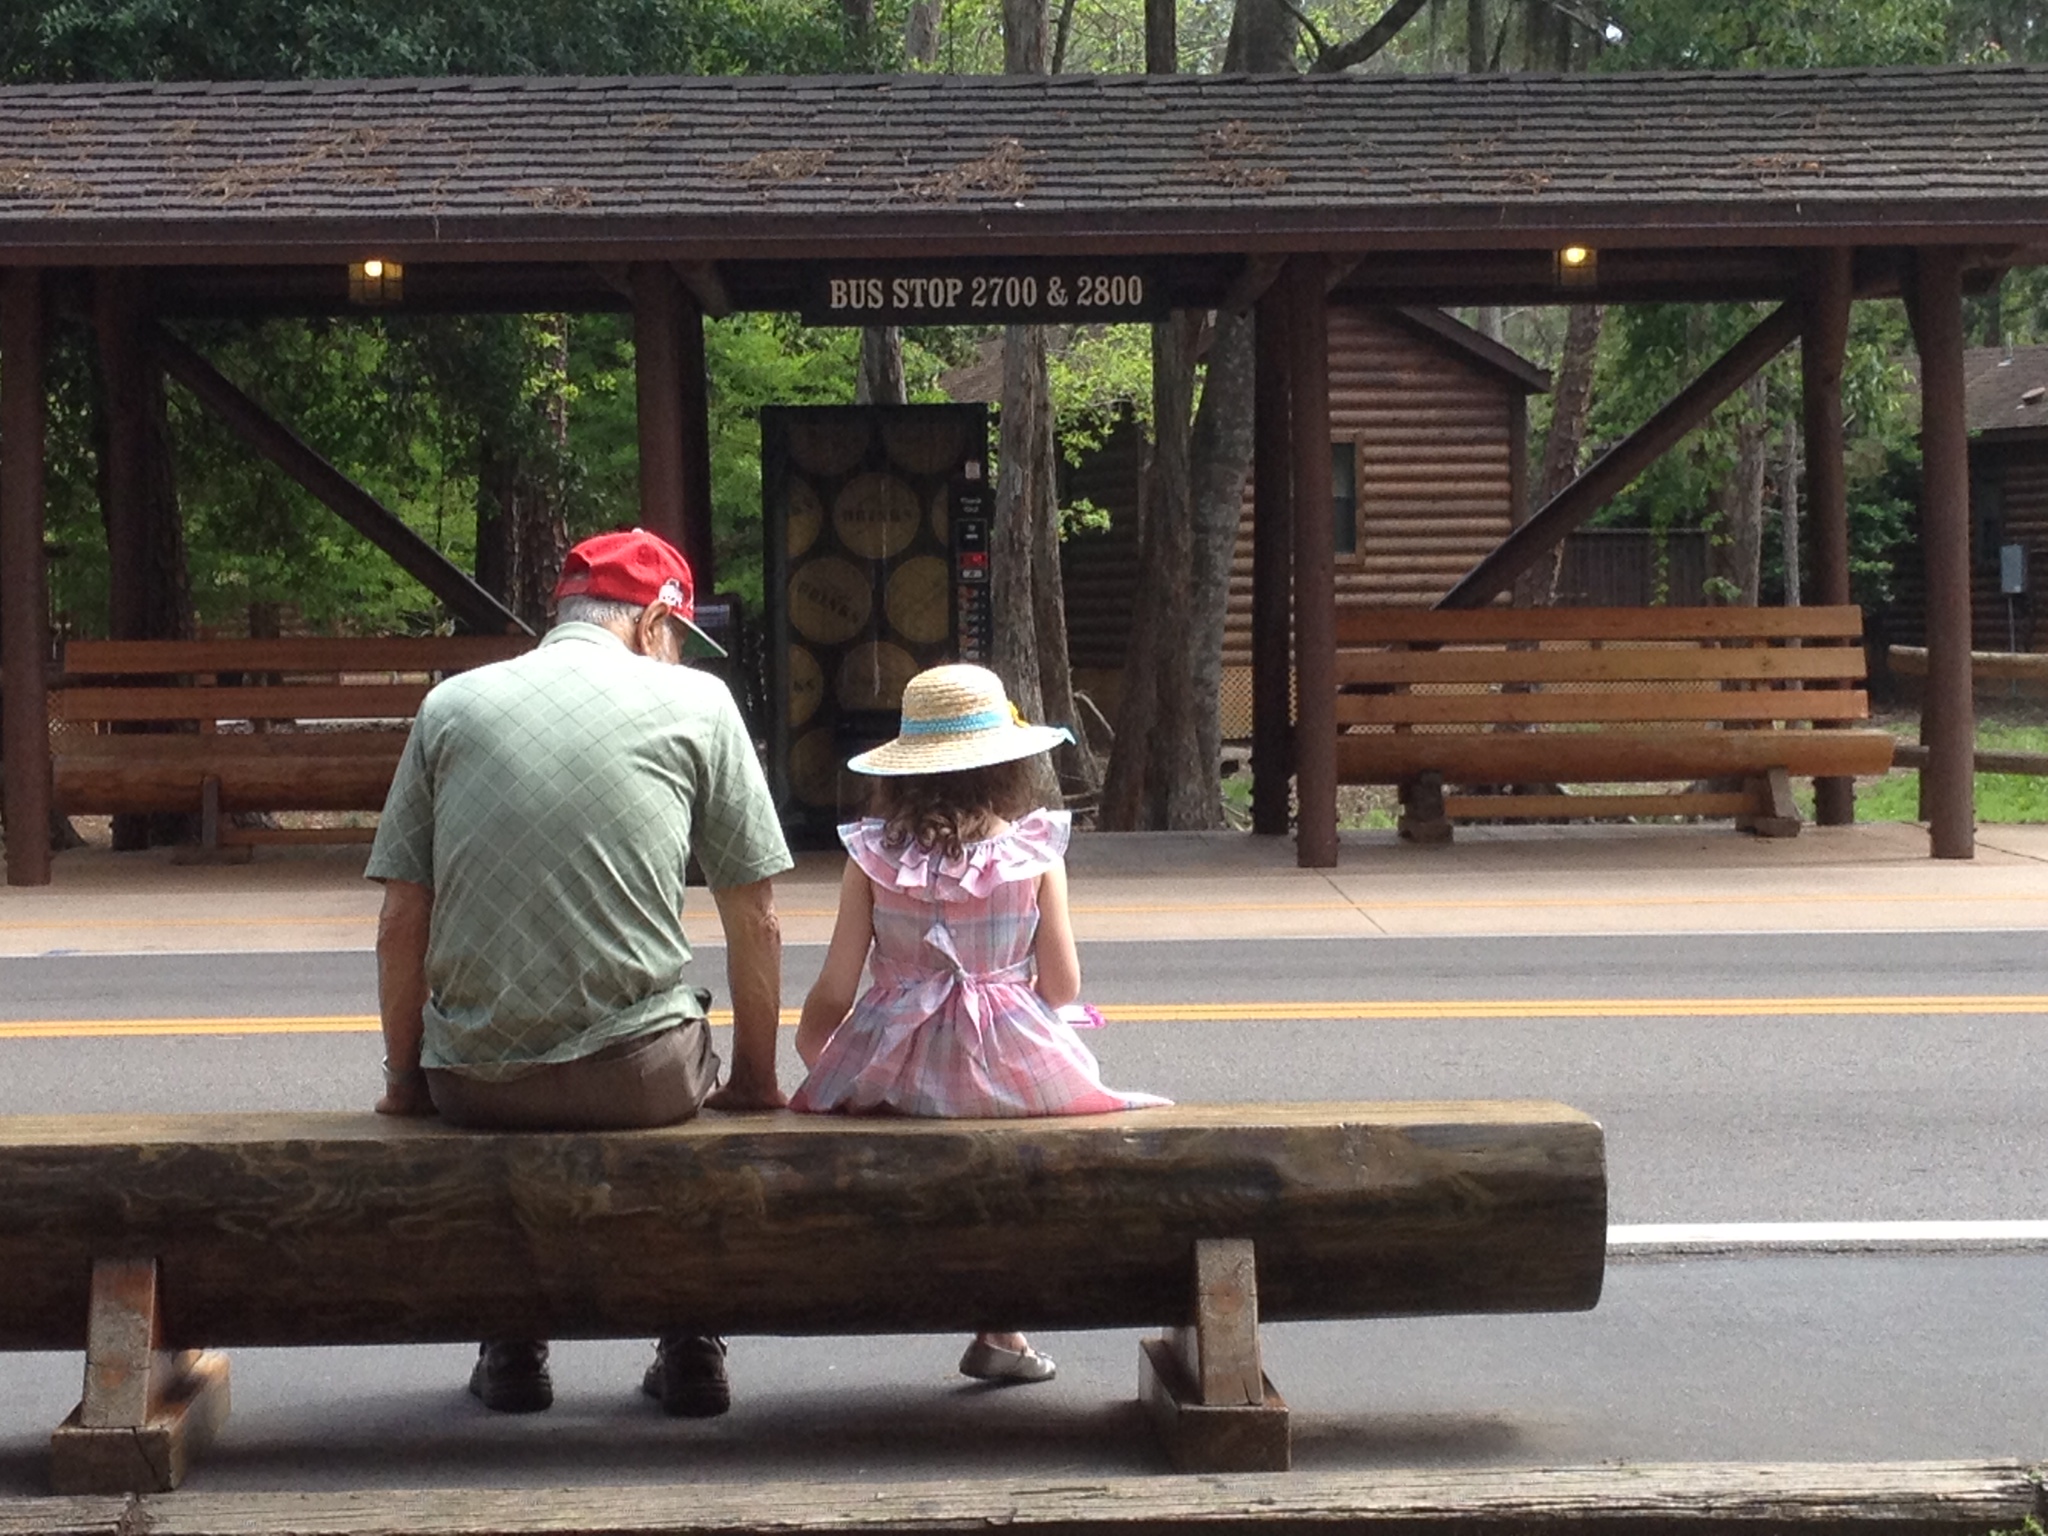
[1,822,2044,956]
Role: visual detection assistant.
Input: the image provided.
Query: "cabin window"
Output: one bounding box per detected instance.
[1973,476,2004,573]
[1332,442,1358,556]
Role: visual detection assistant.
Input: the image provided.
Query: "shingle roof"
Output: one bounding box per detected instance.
[1965,346,2048,436]
[2,68,2045,260]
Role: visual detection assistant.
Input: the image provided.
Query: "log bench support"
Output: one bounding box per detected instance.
[50,1258,231,1495]
[1137,1239,1290,1472]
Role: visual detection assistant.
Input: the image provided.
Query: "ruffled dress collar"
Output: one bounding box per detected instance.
[839,809,1071,903]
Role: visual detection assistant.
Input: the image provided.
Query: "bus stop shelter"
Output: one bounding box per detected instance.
[3,65,2045,883]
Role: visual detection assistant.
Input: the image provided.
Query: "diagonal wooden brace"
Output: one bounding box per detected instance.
[1138,1238,1290,1472]
[50,1257,231,1494]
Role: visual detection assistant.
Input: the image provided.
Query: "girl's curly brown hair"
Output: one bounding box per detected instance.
[872,759,1045,859]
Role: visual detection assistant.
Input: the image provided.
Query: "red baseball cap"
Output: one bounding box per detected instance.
[552,529,723,658]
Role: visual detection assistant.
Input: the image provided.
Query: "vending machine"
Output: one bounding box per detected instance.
[762,403,992,844]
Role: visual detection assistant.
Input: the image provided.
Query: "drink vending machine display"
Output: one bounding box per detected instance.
[762,403,993,844]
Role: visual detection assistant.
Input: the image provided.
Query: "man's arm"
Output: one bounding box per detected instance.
[704,877,787,1111]
[374,878,436,1116]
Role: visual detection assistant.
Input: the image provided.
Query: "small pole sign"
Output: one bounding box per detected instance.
[804,262,1167,326]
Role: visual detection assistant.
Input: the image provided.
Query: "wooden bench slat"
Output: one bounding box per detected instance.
[1335,604,1869,645]
[1442,791,1762,821]
[1336,647,1866,687]
[0,1104,1607,1350]
[60,637,532,676]
[1336,727,1896,785]
[1336,688,1871,727]
[53,684,433,725]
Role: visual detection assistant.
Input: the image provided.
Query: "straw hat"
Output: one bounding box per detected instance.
[847,664,1073,776]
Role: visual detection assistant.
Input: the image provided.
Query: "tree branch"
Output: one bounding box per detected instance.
[1270,0,1333,62]
[1309,0,1432,73]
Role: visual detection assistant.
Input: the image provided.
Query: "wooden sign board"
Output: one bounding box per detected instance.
[803,262,1167,326]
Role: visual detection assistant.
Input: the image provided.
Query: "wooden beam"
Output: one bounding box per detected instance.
[1286,259,1337,867]
[1,268,52,886]
[1250,284,1292,836]
[1438,302,1805,610]
[1913,247,1976,860]
[671,261,734,320]
[149,326,525,637]
[0,1103,1605,1349]
[1805,248,1857,826]
[8,1461,2037,1536]
[1220,255,1285,317]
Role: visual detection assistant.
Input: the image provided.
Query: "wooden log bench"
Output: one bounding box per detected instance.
[51,637,532,856]
[0,1101,1607,1492]
[1333,605,1895,841]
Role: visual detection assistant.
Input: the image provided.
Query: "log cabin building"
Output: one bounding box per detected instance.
[4,67,2047,877]
[1056,306,1547,736]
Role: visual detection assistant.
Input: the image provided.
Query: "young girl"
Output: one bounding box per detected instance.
[792,664,1168,1386]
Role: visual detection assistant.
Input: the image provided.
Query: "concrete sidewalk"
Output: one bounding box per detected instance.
[1,822,2044,957]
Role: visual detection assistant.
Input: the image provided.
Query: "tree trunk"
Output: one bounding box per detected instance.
[1707,374,1768,606]
[1100,0,1296,830]
[906,0,942,64]
[1101,315,1201,830]
[1516,303,1603,608]
[855,327,907,406]
[992,0,1063,810]
[1467,0,1488,72]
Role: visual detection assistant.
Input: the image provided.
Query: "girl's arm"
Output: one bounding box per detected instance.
[795,859,875,1068]
[1032,858,1082,1009]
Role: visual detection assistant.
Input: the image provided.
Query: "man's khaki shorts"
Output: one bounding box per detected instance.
[425,1020,719,1131]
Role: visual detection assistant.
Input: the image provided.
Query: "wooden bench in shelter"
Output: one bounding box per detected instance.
[1332,605,1896,840]
[1,1101,1607,1491]
[51,637,533,853]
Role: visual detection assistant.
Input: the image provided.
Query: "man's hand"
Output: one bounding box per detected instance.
[375,1072,437,1117]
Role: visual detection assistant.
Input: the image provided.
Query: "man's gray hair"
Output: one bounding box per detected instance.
[554,594,643,631]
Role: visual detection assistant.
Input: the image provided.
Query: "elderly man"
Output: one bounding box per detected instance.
[367,528,791,1418]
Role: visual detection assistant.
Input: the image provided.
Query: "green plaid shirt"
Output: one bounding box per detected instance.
[366,622,792,1078]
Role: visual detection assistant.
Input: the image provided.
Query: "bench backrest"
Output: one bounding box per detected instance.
[0,1103,1607,1349]
[1334,605,1869,729]
[55,637,535,728]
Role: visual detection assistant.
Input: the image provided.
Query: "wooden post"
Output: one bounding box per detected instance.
[676,284,715,588]
[1138,1238,1289,1472]
[1913,248,1975,860]
[1805,249,1856,826]
[94,273,150,643]
[1,269,52,887]
[632,262,685,550]
[1288,259,1337,868]
[1251,286,1294,837]
[50,1258,231,1494]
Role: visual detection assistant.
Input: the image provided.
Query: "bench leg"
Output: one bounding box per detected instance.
[1138,1237,1289,1473]
[1741,767,1803,839]
[50,1257,231,1494]
[1397,772,1454,844]
[169,777,252,866]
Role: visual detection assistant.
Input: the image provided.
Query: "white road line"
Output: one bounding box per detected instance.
[1611,1221,2048,1255]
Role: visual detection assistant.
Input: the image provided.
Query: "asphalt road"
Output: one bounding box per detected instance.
[1,930,2044,1489]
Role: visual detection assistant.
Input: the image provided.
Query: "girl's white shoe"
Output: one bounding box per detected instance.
[958,1340,1057,1383]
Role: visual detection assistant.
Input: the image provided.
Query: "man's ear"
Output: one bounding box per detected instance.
[632,601,667,656]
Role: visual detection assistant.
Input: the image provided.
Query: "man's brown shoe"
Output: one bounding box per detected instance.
[469,1340,553,1413]
[642,1334,730,1417]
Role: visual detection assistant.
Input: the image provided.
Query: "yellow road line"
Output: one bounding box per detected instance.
[8,994,2048,1039]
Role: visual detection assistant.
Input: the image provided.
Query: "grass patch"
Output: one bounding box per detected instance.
[1809,711,2048,824]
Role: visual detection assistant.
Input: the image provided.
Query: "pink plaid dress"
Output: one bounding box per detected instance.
[790,809,1169,1118]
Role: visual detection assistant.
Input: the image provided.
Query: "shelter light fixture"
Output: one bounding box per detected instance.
[348,258,404,306]
[1555,244,1597,288]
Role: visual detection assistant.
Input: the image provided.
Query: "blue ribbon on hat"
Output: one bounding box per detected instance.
[900,708,1011,736]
